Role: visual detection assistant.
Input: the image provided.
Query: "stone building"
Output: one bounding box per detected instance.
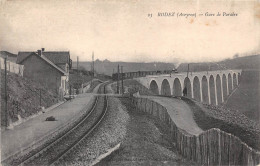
[17,49,72,95]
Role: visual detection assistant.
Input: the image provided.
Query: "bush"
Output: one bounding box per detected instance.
[46,116,56,121]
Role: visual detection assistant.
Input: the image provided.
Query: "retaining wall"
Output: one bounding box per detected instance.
[131,97,260,165]
[0,57,24,76]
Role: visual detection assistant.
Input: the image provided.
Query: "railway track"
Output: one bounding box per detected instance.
[5,82,109,166]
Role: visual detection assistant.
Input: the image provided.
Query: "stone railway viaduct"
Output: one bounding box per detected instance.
[135,70,242,105]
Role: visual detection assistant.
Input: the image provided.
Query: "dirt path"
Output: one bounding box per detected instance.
[142,96,204,136]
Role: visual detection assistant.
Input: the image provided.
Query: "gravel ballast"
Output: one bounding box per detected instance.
[57,97,129,166]
[96,97,196,166]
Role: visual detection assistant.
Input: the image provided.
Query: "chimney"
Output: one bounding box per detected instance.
[37,50,41,56]
[41,48,45,52]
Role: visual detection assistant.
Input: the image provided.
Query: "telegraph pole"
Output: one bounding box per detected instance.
[112,68,115,81]
[121,66,124,94]
[117,64,119,94]
[39,89,42,107]
[185,64,189,89]
[77,56,79,73]
[186,64,189,78]
[92,52,94,78]
[4,57,8,127]
[91,52,94,87]
[77,56,79,91]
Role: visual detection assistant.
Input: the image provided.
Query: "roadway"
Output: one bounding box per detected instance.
[140,96,204,136]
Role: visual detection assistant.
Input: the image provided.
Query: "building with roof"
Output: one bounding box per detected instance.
[17,49,72,95]
[0,51,17,63]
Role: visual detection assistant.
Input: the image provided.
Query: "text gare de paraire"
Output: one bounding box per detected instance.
[157,12,238,17]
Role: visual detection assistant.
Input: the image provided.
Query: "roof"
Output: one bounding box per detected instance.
[17,51,70,64]
[0,51,17,58]
[0,51,18,62]
[17,52,32,64]
[19,52,68,75]
[42,52,70,64]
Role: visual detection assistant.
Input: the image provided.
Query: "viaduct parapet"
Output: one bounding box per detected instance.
[135,69,242,105]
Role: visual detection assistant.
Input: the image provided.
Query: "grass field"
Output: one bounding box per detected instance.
[225,70,260,123]
[183,98,260,151]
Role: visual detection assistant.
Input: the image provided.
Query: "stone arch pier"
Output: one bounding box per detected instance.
[136,69,242,105]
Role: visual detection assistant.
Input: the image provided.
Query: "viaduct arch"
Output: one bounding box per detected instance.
[193,76,201,102]
[161,79,171,96]
[216,75,222,104]
[209,75,216,105]
[184,77,192,98]
[149,80,159,95]
[173,78,182,96]
[202,76,209,104]
[138,69,242,105]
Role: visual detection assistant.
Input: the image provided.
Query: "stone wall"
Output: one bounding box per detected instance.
[131,97,260,165]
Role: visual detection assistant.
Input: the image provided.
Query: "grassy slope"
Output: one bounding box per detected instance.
[177,54,260,72]
[183,97,260,151]
[1,70,59,126]
[111,79,156,96]
[69,72,111,89]
[85,80,103,93]
[179,55,260,123]
[225,70,260,122]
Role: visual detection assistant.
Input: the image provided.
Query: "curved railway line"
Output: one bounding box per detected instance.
[4,82,109,166]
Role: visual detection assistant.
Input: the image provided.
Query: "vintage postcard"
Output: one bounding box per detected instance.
[0,0,260,165]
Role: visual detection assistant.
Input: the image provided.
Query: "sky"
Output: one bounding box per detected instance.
[0,0,260,63]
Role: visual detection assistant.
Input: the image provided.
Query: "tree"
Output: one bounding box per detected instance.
[233,54,239,59]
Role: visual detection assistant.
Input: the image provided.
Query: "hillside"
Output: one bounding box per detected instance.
[184,98,260,151]
[224,70,260,122]
[69,68,111,90]
[176,55,260,123]
[74,55,259,76]
[73,60,175,76]
[1,70,59,127]
[177,54,260,72]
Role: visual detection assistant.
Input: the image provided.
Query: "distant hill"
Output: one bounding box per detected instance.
[0,51,17,62]
[74,54,259,76]
[73,60,175,76]
[224,70,260,123]
[177,54,260,72]
[176,54,260,123]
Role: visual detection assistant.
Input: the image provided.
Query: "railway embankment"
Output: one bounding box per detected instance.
[131,96,260,165]
[183,97,260,152]
[1,71,60,128]
[96,97,194,166]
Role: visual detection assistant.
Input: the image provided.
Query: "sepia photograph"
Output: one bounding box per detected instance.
[0,0,260,165]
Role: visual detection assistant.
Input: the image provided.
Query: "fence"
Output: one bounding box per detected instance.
[0,57,24,76]
[131,96,260,165]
